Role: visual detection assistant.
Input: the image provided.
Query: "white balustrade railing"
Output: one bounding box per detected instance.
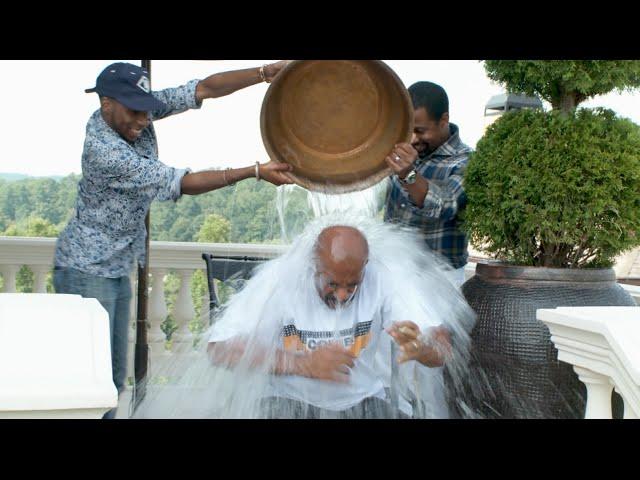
[538,306,640,419]
[5,236,639,419]
[0,236,286,417]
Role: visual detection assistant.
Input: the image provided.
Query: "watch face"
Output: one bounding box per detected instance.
[404,170,417,185]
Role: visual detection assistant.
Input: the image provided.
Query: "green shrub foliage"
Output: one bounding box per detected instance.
[464,108,640,267]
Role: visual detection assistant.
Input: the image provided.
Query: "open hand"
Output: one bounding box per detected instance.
[259,161,294,186]
[386,321,452,366]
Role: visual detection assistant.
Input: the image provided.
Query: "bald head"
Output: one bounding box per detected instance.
[315,225,369,266]
[314,226,369,308]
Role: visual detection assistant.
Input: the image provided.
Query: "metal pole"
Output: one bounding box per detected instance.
[133,59,152,412]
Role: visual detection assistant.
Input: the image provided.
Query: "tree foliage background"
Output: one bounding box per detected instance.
[464,60,640,267]
[0,174,313,344]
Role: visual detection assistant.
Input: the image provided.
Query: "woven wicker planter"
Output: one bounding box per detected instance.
[456,262,635,419]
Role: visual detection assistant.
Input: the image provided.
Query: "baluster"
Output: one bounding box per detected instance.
[172,269,196,345]
[148,268,168,344]
[1,264,19,292]
[30,265,50,293]
[574,366,613,419]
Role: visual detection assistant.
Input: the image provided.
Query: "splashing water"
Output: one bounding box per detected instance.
[306,180,389,219]
[134,180,479,419]
[275,181,388,243]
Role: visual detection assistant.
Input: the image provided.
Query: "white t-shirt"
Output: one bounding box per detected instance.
[208,259,434,413]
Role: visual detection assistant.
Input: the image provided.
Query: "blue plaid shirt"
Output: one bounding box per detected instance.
[384,124,472,269]
[54,80,202,278]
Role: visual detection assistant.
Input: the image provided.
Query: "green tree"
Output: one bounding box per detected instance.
[150,201,179,241]
[2,223,20,236]
[464,61,640,267]
[3,215,59,292]
[0,173,308,304]
[3,215,59,238]
[196,213,231,243]
[24,215,60,237]
[484,60,640,114]
[465,108,640,267]
[0,175,78,230]
[167,216,202,242]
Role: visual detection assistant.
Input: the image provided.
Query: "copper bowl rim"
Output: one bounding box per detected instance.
[260,60,413,194]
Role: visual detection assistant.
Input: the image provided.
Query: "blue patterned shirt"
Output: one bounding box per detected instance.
[383,124,472,269]
[54,80,202,278]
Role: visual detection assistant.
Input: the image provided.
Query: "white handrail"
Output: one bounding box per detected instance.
[538,306,640,419]
[0,236,288,417]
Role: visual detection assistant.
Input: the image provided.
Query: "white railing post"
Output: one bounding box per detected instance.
[172,269,196,345]
[1,236,289,418]
[573,366,613,419]
[146,267,172,380]
[539,306,640,420]
[0,294,118,418]
[31,265,50,293]
[1,264,19,293]
[148,268,168,344]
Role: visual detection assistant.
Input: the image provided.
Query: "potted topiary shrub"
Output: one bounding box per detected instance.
[459,61,640,419]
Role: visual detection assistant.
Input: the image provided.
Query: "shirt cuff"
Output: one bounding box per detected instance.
[172,167,192,201]
[186,79,203,109]
[400,180,442,217]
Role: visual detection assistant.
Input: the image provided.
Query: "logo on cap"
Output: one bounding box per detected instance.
[136,75,151,93]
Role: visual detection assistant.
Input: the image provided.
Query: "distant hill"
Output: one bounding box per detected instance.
[0,173,65,182]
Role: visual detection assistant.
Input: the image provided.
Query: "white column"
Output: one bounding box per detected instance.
[574,366,613,419]
[31,265,50,293]
[141,269,169,391]
[1,265,19,292]
[148,268,168,344]
[172,269,196,344]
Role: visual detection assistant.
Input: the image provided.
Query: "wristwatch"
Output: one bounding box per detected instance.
[398,169,417,186]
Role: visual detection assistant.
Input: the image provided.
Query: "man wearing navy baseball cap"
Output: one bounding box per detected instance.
[85,62,167,112]
[53,61,294,418]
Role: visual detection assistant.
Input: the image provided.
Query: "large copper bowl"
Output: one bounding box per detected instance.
[260,60,413,193]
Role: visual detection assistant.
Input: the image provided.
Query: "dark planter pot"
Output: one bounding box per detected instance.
[456,262,635,419]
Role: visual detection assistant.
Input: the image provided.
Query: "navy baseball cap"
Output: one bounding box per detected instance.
[85,62,167,112]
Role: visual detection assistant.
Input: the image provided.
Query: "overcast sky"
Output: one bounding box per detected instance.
[1,60,639,177]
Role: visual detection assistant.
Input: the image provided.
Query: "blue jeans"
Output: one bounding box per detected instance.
[53,266,132,419]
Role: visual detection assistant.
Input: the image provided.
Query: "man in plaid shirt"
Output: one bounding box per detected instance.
[384,81,472,286]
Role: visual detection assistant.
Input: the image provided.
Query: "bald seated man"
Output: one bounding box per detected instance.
[207,225,453,419]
